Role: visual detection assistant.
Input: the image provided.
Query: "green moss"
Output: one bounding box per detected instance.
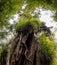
[39,32,55,54]
[39,33,57,65]
[16,17,42,31]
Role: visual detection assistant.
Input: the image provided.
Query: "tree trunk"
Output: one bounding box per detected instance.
[6,26,52,65]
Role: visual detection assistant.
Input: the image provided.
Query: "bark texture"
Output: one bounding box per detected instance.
[6,26,51,65]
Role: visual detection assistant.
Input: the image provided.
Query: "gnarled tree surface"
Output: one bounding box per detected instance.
[6,25,52,65]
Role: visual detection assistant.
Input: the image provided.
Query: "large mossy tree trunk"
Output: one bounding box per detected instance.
[6,25,51,65]
[6,27,42,65]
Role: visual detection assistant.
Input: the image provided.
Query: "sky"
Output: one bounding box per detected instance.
[38,8,57,39]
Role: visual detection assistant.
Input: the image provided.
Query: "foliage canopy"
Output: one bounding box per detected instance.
[0,0,57,27]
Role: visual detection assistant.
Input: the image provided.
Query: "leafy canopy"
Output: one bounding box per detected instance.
[0,0,57,43]
[0,0,57,28]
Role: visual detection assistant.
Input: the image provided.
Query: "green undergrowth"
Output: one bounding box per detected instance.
[39,33,57,65]
[0,44,9,64]
[0,44,9,57]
